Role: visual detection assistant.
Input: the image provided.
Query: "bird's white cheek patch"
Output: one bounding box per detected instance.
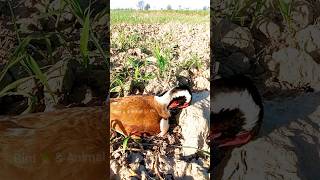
[212,90,260,131]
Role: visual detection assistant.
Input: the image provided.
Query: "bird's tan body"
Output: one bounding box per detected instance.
[0,107,107,180]
[110,95,170,137]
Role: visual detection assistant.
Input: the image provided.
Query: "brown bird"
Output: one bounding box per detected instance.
[0,106,107,179]
[110,86,192,138]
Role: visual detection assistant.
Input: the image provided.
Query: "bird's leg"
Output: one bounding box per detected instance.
[218,131,252,148]
[158,118,169,137]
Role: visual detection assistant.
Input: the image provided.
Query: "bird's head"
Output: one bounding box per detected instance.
[156,85,192,110]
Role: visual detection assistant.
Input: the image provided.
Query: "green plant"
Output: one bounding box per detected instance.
[227,0,250,25]
[250,0,267,28]
[153,46,170,78]
[1,0,109,114]
[128,33,141,48]
[0,37,57,110]
[0,1,57,113]
[223,0,267,26]
[128,57,154,82]
[122,136,131,153]
[80,7,90,68]
[64,0,109,68]
[110,72,129,96]
[110,9,209,25]
[277,0,292,30]
[182,54,203,70]
[115,31,141,51]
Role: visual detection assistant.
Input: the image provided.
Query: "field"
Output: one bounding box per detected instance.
[110,10,210,98]
[111,9,209,24]
[110,10,210,179]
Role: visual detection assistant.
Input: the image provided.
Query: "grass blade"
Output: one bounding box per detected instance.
[80,10,90,67]
[12,37,31,57]
[44,37,53,64]
[122,136,131,153]
[64,0,84,20]
[25,55,56,103]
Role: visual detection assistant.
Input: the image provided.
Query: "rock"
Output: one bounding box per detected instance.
[146,56,157,64]
[110,160,120,179]
[218,92,320,180]
[127,48,143,58]
[16,16,42,33]
[291,1,314,31]
[202,69,210,79]
[188,163,210,180]
[44,59,78,112]
[174,160,189,177]
[213,19,255,56]
[143,78,175,95]
[178,91,210,156]
[256,18,281,40]
[174,160,209,179]
[16,77,37,97]
[296,25,320,63]
[193,77,210,90]
[128,163,140,173]
[178,70,190,78]
[269,47,320,90]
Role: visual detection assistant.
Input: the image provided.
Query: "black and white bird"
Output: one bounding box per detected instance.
[208,75,264,148]
[110,86,192,138]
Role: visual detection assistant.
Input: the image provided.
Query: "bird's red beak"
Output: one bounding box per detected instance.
[168,100,180,109]
[178,102,190,109]
[217,131,253,148]
[168,101,190,109]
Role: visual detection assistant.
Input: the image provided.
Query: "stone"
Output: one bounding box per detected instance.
[269,47,320,91]
[44,59,78,112]
[213,19,255,56]
[291,1,314,31]
[296,25,320,63]
[257,18,281,40]
[178,91,210,156]
[193,76,210,90]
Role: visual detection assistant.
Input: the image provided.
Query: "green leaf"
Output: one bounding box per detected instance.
[44,37,53,63]
[12,37,31,57]
[80,11,90,68]
[3,36,32,79]
[122,136,131,152]
[65,0,84,19]
[25,55,56,103]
